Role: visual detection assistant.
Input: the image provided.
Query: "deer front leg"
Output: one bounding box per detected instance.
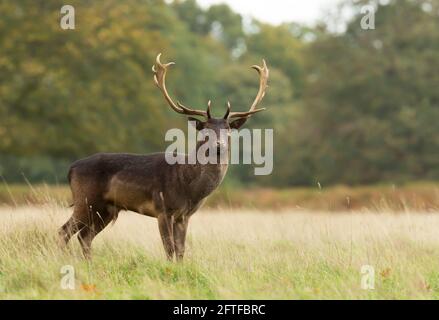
[157,213,175,261]
[174,217,189,261]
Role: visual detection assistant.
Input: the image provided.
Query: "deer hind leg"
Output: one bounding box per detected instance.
[173,217,189,261]
[157,213,175,261]
[58,205,88,249]
[77,204,118,259]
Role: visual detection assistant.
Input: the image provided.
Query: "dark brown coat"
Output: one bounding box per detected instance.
[58,54,269,260]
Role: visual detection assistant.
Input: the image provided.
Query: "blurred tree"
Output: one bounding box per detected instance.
[205,4,245,51]
[172,0,244,52]
[1,0,438,187]
[245,22,304,97]
[294,0,439,185]
[171,0,208,35]
[0,0,218,181]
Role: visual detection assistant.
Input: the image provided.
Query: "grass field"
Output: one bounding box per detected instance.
[1,182,439,211]
[1,204,439,299]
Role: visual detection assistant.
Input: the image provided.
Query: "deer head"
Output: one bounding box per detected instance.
[152,53,269,160]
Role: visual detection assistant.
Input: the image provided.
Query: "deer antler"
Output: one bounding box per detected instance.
[227,59,269,119]
[152,53,209,118]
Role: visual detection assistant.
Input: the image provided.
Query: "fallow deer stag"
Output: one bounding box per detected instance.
[58,53,269,260]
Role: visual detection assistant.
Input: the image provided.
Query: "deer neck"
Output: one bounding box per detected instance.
[189,162,228,201]
[186,148,229,200]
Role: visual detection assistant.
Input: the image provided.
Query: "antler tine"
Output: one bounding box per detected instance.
[227,107,266,119]
[223,101,231,119]
[207,100,212,119]
[228,59,269,119]
[152,53,208,118]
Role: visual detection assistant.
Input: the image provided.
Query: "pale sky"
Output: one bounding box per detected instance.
[197,0,344,25]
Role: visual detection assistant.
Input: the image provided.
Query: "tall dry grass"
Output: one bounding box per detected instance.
[1,203,439,299]
[1,182,438,211]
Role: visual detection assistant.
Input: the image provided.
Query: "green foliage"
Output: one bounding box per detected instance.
[245,22,304,96]
[0,0,437,186]
[293,0,439,185]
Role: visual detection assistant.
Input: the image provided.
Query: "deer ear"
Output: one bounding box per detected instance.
[229,117,248,129]
[188,117,205,131]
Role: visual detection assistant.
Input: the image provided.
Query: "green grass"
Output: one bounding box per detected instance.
[1,206,439,299]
